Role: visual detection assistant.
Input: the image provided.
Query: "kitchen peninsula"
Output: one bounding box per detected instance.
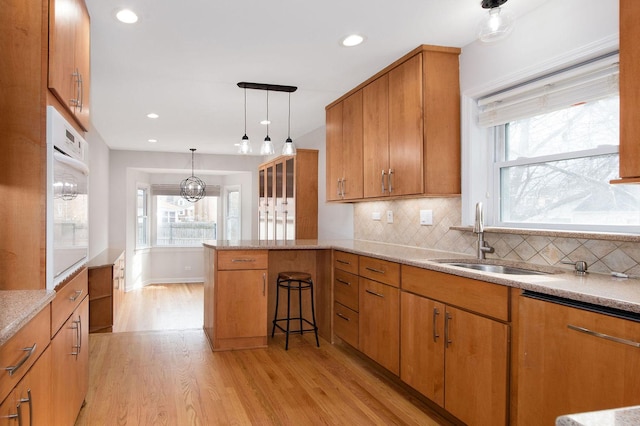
[203,238,640,425]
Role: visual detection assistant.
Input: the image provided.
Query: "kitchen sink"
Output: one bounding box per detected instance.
[439,261,550,276]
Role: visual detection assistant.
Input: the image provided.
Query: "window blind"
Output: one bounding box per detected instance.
[477,53,619,127]
[151,184,221,197]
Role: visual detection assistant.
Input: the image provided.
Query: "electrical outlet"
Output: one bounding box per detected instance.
[372,212,381,221]
[386,210,394,223]
[420,209,433,225]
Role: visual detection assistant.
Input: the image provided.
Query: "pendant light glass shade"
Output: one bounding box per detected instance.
[477,6,514,43]
[260,91,275,155]
[239,88,252,154]
[180,148,206,202]
[281,92,296,155]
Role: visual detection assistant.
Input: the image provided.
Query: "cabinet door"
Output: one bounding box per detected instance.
[74,0,90,130]
[0,347,52,426]
[363,75,389,198]
[620,0,640,180]
[274,160,284,240]
[49,0,78,113]
[341,90,364,200]
[388,54,423,196]
[517,296,640,425]
[52,296,89,426]
[400,292,445,406]
[444,306,508,426]
[325,102,343,201]
[359,278,399,374]
[216,270,267,339]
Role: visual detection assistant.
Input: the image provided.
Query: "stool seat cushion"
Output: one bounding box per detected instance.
[278,271,312,281]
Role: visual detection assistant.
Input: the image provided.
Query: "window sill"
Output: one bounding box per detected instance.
[450,226,640,243]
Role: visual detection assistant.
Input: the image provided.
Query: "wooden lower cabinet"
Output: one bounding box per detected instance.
[0,346,52,426]
[205,249,268,350]
[359,277,400,375]
[401,292,509,426]
[51,296,89,426]
[516,294,640,425]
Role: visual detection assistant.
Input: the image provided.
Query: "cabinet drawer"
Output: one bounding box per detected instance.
[0,305,50,404]
[334,302,359,348]
[402,265,509,321]
[334,269,359,311]
[217,250,268,270]
[334,251,358,274]
[359,256,400,288]
[51,268,88,336]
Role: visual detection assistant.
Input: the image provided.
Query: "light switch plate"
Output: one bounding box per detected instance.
[420,209,433,225]
[386,210,394,223]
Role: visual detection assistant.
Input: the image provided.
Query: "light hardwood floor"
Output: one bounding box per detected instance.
[113,283,204,332]
[78,283,453,425]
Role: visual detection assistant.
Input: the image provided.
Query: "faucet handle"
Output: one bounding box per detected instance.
[562,260,588,275]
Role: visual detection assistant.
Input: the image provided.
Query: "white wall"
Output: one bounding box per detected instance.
[86,125,110,258]
[109,150,263,290]
[459,0,619,226]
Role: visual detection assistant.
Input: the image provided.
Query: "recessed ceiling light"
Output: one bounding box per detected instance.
[260,120,271,125]
[341,34,365,47]
[146,113,159,119]
[148,139,157,143]
[116,9,138,24]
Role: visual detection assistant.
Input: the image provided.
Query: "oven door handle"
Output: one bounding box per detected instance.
[53,151,89,176]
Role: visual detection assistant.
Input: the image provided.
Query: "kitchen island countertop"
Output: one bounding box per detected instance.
[203,239,640,314]
[0,289,55,346]
[557,405,640,425]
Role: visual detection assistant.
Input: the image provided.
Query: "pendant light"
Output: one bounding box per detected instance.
[238,87,252,154]
[477,0,515,43]
[180,148,206,202]
[281,92,296,155]
[260,90,275,155]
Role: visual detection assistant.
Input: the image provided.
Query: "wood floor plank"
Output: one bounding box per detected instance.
[76,331,452,425]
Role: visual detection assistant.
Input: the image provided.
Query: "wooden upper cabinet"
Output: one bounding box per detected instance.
[388,54,424,197]
[615,0,640,184]
[49,0,91,131]
[325,92,363,201]
[326,45,460,201]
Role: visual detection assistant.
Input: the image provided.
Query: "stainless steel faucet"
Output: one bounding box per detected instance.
[474,202,494,260]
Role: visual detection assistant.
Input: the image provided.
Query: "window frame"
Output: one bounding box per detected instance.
[151,193,218,247]
[223,185,242,241]
[135,184,150,249]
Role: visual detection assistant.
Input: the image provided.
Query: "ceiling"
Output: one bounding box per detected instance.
[86,0,552,156]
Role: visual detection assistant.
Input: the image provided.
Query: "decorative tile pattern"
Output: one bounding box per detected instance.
[354,198,640,275]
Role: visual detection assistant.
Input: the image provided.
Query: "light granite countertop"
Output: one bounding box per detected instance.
[0,289,56,346]
[557,405,640,425]
[203,239,640,314]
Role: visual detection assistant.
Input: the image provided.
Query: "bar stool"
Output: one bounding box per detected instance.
[271,271,320,350]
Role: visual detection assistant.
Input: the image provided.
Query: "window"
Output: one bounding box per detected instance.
[150,184,221,246]
[224,186,241,240]
[479,53,640,231]
[136,186,149,248]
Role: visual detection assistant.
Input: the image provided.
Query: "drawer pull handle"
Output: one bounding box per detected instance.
[433,308,440,342]
[365,289,384,298]
[445,312,452,348]
[336,313,350,322]
[5,343,37,376]
[336,259,351,265]
[567,324,640,348]
[231,258,256,263]
[18,388,33,426]
[365,267,385,274]
[336,278,352,286]
[69,289,83,302]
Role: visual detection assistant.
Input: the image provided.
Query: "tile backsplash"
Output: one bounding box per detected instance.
[354,198,640,276]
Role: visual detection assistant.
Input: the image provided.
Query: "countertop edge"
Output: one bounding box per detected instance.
[0,290,56,346]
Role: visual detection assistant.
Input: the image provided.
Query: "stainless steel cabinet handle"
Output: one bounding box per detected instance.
[445,312,452,348]
[18,389,32,426]
[388,169,394,193]
[365,289,384,298]
[336,313,350,321]
[69,289,83,302]
[433,308,440,342]
[381,170,386,193]
[337,179,342,198]
[341,178,346,198]
[71,319,80,358]
[336,259,351,265]
[78,315,82,354]
[262,273,266,296]
[5,343,37,376]
[70,69,80,107]
[365,267,385,274]
[336,278,352,286]
[231,258,256,263]
[78,72,84,112]
[567,324,640,348]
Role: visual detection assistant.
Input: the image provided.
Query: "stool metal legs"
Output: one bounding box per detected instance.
[271,276,319,350]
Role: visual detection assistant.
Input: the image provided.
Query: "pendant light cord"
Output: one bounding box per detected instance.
[190,148,195,177]
[287,92,291,138]
[266,90,269,136]
[243,88,247,135]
